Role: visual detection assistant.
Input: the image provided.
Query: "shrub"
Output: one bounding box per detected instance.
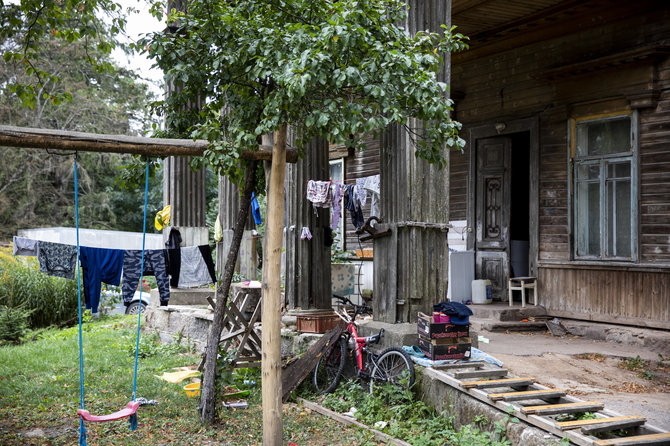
[0,247,79,328]
[0,305,31,345]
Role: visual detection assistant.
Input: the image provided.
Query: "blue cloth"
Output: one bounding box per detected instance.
[433,301,473,318]
[79,246,125,314]
[251,193,262,225]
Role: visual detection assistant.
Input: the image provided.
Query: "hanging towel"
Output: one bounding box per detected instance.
[12,236,38,256]
[37,241,77,280]
[176,245,216,288]
[80,246,124,314]
[122,249,171,306]
[251,193,262,225]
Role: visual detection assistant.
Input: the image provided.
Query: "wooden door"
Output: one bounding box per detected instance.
[475,137,511,299]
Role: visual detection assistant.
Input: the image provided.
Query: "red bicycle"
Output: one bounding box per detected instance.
[312,294,415,394]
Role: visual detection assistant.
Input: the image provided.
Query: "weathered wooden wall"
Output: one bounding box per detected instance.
[374,0,451,323]
[449,0,670,327]
[284,132,332,310]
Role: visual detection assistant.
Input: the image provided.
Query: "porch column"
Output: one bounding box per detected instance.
[284,130,332,310]
[374,0,452,323]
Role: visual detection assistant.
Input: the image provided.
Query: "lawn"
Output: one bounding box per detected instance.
[0,314,384,445]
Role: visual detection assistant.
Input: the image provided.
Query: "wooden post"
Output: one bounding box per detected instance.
[262,125,287,445]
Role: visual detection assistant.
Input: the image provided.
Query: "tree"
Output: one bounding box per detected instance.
[0,29,159,238]
[140,0,467,440]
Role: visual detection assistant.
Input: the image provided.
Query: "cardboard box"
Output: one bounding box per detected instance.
[417,312,469,339]
[296,311,340,333]
[418,336,471,361]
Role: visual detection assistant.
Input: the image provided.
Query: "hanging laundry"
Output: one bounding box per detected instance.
[251,193,262,225]
[154,205,172,231]
[343,185,364,230]
[362,174,381,222]
[37,241,77,280]
[323,226,334,246]
[355,178,369,206]
[214,214,223,243]
[300,227,312,240]
[122,250,171,307]
[306,180,332,208]
[80,246,124,314]
[330,183,342,231]
[12,236,38,256]
[165,228,182,288]
[175,245,217,288]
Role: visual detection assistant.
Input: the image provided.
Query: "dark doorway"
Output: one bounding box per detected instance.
[510,131,531,279]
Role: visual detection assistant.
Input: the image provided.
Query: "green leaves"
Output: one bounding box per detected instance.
[138,0,468,177]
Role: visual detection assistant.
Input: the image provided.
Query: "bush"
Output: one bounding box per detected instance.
[0,305,31,345]
[0,248,79,328]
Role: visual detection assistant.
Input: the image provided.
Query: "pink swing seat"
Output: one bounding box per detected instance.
[78,401,140,422]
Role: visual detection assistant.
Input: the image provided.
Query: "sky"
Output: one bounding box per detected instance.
[110,0,165,96]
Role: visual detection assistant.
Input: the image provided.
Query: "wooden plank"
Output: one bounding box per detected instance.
[453,369,509,380]
[557,416,646,431]
[281,322,346,402]
[461,377,535,389]
[432,361,485,370]
[297,398,413,446]
[489,389,566,402]
[522,401,604,415]
[595,432,670,445]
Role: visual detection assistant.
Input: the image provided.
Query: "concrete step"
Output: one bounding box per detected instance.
[469,303,548,322]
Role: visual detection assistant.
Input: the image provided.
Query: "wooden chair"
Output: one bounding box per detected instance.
[508,276,537,307]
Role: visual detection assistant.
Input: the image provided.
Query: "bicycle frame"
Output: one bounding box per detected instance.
[334,307,382,377]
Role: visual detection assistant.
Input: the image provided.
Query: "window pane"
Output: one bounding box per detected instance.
[577,164,600,180]
[576,117,631,156]
[576,180,601,256]
[606,161,632,258]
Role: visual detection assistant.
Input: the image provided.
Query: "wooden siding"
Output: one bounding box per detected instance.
[539,265,669,329]
[342,135,380,253]
[450,0,670,325]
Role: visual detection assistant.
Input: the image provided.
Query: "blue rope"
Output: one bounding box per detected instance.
[129,160,150,431]
[74,155,87,446]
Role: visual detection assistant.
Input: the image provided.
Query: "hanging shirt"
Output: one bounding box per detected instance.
[251,193,262,225]
[343,185,364,230]
[79,246,124,314]
[12,236,38,256]
[37,241,77,280]
[306,180,332,208]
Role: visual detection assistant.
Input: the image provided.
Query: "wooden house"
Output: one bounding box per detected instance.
[449,0,670,329]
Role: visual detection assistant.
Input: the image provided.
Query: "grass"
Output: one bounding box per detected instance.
[0,314,385,445]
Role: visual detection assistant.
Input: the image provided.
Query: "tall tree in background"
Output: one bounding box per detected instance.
[141,0,467,440]
[0,10,159,238]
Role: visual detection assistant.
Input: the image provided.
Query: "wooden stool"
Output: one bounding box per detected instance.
[508,276,537,307]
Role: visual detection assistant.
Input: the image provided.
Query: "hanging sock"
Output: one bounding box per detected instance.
[300,227,312,240]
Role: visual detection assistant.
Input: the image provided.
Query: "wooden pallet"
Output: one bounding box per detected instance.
[421,361,669,446]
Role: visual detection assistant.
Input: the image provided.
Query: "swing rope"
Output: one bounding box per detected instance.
[75,156,150,445]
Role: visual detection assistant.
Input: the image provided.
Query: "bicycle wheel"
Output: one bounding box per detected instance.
[368,347,415,394]
[312,336,347,394]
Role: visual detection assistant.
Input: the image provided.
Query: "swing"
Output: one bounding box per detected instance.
[73,155,150,445]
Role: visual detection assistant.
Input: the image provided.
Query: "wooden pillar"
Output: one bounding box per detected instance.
[262,125,286,445]
[284,131,332,310]
[374,0,451,323]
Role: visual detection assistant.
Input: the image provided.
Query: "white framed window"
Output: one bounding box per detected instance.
[570,112,637,260]
[329,158,345,252]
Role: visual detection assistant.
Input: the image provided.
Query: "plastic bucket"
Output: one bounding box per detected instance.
[471,280,492,304]
[184,382,201,398]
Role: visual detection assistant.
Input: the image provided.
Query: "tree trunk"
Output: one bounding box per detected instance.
[198,160,258,425]
[262,125,287,445]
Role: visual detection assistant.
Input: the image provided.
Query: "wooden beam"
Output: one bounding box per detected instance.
[488,388,566,402]
[595,432,670,445]
[557,415,646,432]
[453,369,508,380]
[522,401,605,416]
[0,125,299,162]
[461,377,534,389]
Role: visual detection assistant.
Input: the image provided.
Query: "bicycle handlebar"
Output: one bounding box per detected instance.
[333,294,373,316]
